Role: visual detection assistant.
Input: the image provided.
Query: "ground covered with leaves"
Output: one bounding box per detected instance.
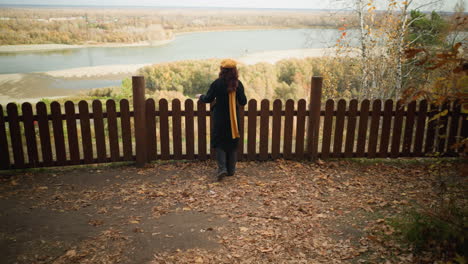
[0,159,465,264]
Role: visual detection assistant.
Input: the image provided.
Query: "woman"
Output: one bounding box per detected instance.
[196,59,247,181]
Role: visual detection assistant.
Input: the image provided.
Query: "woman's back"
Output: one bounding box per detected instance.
[196,59,247,181]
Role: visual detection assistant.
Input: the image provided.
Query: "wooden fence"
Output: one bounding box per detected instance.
[0,76,466,170]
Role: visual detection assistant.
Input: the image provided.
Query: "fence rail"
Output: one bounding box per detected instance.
[0,76,466,170]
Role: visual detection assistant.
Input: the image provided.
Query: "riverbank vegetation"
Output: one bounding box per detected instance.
[139,57,361,101]
[82,57,361,103]
[0,8,173,45]
[0,7,357,45]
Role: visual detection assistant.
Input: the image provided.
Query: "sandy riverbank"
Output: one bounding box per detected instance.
[237,47,356,65]
[0,38,174,53]
[0,94,69,105]
[0,73,79,104]
[0,64,146,104]
[46,64,152,78]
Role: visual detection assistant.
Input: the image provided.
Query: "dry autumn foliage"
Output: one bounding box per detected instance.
[1,159,465,263]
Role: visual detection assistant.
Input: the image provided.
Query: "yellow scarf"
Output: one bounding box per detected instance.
[228,91,240,139]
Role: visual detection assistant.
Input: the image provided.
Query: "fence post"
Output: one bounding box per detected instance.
[306,76,323,160]
[132,76,147,167]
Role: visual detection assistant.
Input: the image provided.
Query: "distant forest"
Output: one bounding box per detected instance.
[0,8,173,44]
[0,8,357,45]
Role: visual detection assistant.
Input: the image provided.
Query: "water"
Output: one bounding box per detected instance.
[0,28,354,74]
[0,28,360,101]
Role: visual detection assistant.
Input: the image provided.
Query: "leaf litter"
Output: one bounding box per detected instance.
[0,159,464,263]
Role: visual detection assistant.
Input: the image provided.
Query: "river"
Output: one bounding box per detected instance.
[0,28,356,102]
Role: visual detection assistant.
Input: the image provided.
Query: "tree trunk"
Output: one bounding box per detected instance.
[395,4,409,100]
[357,0,369,100]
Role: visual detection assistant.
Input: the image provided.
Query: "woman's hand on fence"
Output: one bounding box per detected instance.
[195,94,202,99]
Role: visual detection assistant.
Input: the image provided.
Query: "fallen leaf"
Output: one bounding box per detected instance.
[65,249,77,258]
[133,227,143,233]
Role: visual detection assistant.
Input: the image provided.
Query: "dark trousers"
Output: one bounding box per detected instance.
[215,147,237,175]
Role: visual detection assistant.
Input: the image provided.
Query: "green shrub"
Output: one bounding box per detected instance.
[86,87,117,98]
[390,207,467,261]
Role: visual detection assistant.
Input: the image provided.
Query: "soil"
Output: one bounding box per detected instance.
[0,159,464,263]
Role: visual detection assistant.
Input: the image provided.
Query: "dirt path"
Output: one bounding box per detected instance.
[0,159,463,263]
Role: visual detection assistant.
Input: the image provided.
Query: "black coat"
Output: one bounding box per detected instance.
[200,78,247,151]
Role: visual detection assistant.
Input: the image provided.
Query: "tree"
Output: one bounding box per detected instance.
[274,82,300,100]
[407,10,448,47]
[333,0,447,99]
[120,77,133,98]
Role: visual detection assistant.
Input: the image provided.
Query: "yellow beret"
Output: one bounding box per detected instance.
[220,59,237,68]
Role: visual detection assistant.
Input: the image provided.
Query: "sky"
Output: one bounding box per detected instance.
[0,0,464,11]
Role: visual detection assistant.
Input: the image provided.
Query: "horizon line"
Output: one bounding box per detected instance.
[0,4,336,10]
[0,4,457,13]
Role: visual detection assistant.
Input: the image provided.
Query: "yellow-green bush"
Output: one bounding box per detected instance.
[137,57,362,101]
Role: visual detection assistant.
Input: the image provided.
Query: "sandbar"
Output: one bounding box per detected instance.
[0,38,174,53]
